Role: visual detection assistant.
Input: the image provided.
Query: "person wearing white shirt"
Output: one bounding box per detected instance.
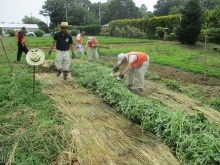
[110,52,150,92]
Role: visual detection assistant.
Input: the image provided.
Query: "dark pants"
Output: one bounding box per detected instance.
[17,42,28,61]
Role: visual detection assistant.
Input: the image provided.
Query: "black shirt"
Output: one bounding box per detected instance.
[54,31,73,51]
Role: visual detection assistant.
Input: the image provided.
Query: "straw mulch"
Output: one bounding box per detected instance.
[36,62,179,165]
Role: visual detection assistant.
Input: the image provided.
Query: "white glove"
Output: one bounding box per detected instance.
[109,73,114,77]
[116,76,122,81]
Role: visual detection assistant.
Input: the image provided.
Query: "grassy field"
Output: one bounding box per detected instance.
[0,35,219,164]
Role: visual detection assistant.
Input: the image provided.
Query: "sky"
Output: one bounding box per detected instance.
[0,0,157,24]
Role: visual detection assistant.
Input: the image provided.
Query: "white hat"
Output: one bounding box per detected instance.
[117,53,126,65]
[26,48,45,66]
[88,36,92,42]
[60,22,68,28]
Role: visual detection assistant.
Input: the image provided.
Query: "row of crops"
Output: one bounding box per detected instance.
[70,62,220,165]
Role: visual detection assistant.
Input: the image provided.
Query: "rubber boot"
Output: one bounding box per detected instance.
[63,71,68,80]
[56,70,62,77]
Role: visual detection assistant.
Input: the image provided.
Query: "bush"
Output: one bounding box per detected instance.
[70,24,101,36]
[109,14,181,39]
[100,27,110,37]
[168,33,176,41]
[34,30,45,37]
[0,27,2,35]
[111,25,145,38]
[176,0,203,44]
[155,27,164,39]
[8,30,15,37]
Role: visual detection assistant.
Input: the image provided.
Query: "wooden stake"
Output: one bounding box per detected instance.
[0,37,13,74]
[33,66,36,97]
[204,35,207,80]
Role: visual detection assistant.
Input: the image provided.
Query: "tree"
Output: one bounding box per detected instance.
[139,4,154,18]
[67,3,98,25]
[40,0,97,28]
[154,0,186,16]
[38,21,49,33]
[101,0,142,24]
[176,0,203,44]
[22,16,41,24]
[200,0,220,10]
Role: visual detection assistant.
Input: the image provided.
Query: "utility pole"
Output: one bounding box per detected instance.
[64,4,68,22]
[98,3,101,25]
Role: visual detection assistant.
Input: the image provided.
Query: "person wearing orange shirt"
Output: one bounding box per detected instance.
[85,36,99,61]
[109,52,150,92]
[16,27,28,62]
[74,31,86,58]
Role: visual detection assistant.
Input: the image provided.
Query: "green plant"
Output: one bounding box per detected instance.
[70,62,220,165]
[163,79,184,92]
[34,29,45,37]
[168,33,176,41]
[155,27,164,39]
[8,29,15,37]
[176,0,203,44]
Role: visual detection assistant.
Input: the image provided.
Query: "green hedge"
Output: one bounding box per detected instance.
[70,24,101,36]
[70,62,220,165]
[109,14,180,39]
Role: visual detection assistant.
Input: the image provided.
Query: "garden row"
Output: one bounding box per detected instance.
[70,62,220,165]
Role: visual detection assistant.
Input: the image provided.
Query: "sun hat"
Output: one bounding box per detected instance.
[117,53,126,65]
[26,48,45,66]
[88,36,93,42]
[60,22,68,28]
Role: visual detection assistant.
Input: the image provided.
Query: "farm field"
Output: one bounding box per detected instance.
[0,36,220,164]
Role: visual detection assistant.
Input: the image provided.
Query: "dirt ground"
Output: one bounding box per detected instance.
[36,63,179,165]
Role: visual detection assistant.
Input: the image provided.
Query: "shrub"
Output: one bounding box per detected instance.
[176,0,203,44]
[0,27,2,35]
[70,24,101,36]
[168,33,176,41]
[34,30,45,37]
[155,27,164,39]
[100,27,110,37]
[8,30,15,37]
[111,25,145,38]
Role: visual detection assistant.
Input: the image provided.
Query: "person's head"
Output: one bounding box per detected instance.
[81,31,86,37]
[21,27,27,33]
[117,53,126,65]
[88,36,93,42]
[60,22,68,34]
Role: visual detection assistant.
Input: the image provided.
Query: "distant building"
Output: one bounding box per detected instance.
[0,23,39,34]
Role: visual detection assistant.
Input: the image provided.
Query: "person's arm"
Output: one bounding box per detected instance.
[85,41,90,49]
[121,63,133,75]
[48,39,56,56]
[70,44,74,54]
[49,39,56,51]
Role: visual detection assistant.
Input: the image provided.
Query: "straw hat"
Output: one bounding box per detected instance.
[60,22,68,28]
[26,48,45,66]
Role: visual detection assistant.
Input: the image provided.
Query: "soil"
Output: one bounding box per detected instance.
[36,62,179,164]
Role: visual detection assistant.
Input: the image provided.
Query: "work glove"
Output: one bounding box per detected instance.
[113,66,119,72]
[116,73,124,81]
[72,53,76,59]
[48,50,52,56]
[109,72,114,77]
